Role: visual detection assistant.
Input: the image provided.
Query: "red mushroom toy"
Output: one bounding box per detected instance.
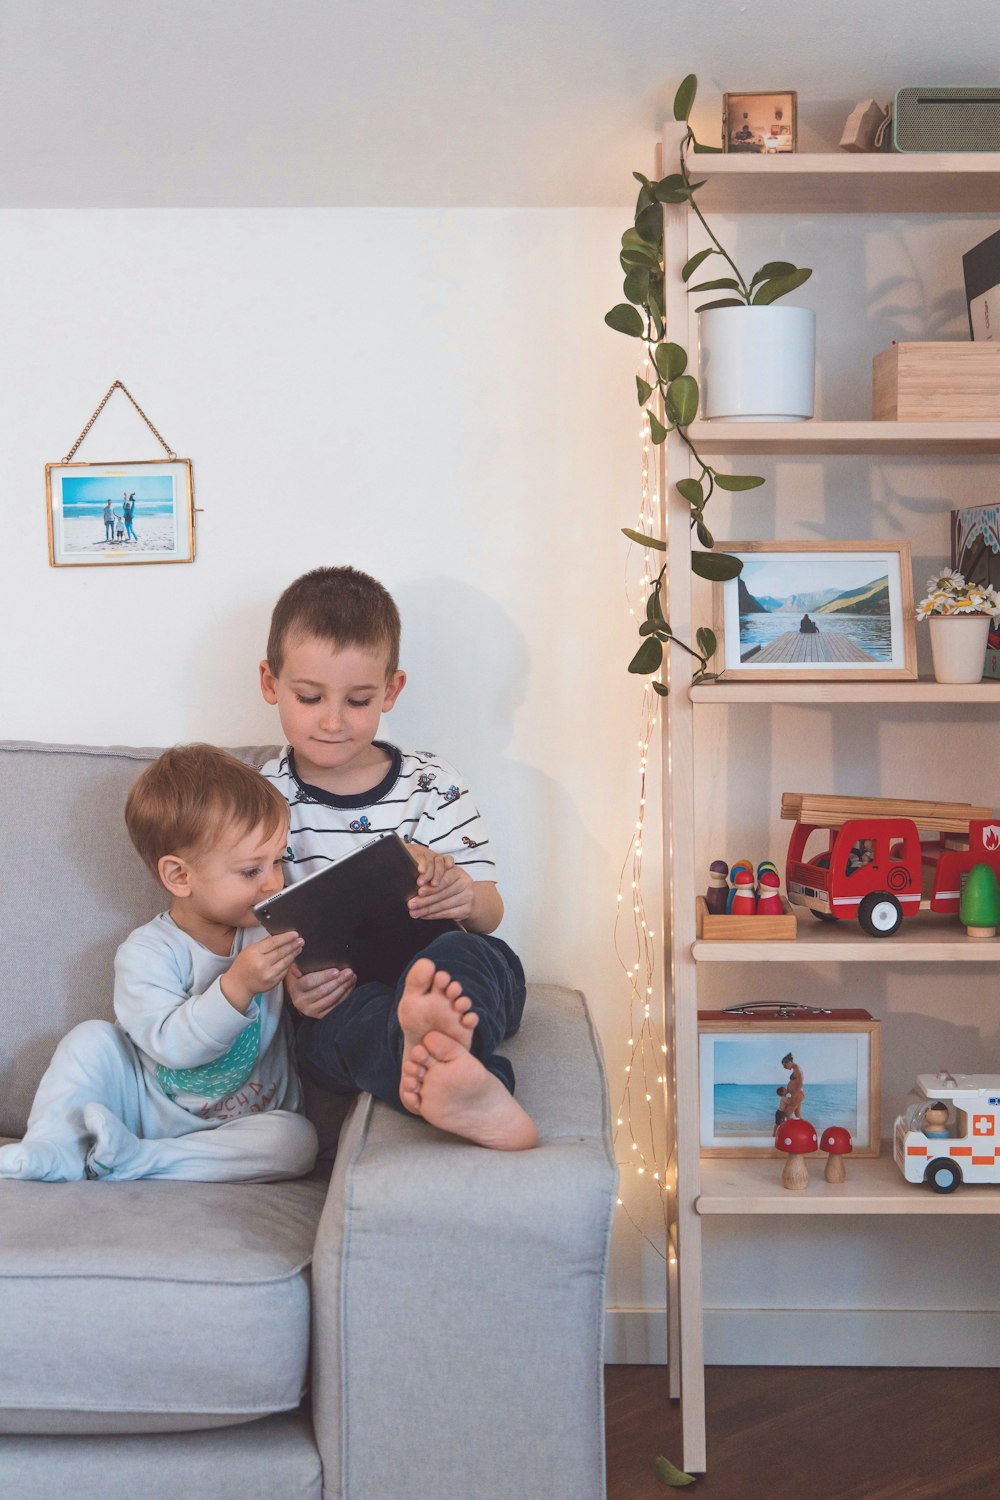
[820,1126,853,1183]
[775,1118,818,1190]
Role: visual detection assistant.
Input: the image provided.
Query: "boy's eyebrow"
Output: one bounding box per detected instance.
[289,678,380,691]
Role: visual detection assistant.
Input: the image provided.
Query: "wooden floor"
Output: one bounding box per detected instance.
[751,629,874,664]
[605,1365,1000,1499]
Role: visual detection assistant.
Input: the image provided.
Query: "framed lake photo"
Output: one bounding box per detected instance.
[714,540,916,680]
[698,1011,880,1157]
[46,458,195,567]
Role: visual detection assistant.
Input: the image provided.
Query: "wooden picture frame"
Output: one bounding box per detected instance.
[46,458,196,567]
[723,90,797,154]
[713,540,917,681]
[698,1011,880,1157]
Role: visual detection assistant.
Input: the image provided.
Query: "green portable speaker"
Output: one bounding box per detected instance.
[894,87,1000,152]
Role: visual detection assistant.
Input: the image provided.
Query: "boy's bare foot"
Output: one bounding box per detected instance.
[397,958,478,1114]
[404,1030,538,1151]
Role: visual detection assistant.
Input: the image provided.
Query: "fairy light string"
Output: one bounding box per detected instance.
[613,354,669,1262]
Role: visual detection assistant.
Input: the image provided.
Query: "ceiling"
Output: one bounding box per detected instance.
[2,0,997,207]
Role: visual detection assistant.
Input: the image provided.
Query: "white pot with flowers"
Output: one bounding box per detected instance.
[917,570,1000,684]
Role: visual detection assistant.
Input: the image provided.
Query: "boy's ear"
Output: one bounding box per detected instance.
[382,670,406,712]
[259,659,279,705]
[158,853,192,900]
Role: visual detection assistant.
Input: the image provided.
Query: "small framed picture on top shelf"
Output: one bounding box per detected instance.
[698,1009,880,1157]
[723,91,797,154]
[710,540,917,681]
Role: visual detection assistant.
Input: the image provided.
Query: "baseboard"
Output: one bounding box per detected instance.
[605,1307,1000,1366]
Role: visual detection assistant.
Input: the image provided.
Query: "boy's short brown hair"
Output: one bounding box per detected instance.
[266,566,401,678]
[125,743,289,879]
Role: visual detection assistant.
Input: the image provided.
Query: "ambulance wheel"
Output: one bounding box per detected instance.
[925,1158,962,1194]
[857,892,902,938]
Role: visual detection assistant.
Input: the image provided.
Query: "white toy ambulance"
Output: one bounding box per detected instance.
[895,1073,1000,1193]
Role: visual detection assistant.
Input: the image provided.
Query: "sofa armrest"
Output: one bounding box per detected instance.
[310,985,617,1500]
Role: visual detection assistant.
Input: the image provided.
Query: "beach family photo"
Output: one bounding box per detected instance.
[46,459,195,567]
[716,540,916,681]
[698,1018,880,1155]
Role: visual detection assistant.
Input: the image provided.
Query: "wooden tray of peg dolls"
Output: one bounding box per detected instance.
[695,895,798,942]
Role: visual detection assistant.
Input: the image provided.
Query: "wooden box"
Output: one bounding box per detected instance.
[872,341,1000,421]
[695,894,797,941]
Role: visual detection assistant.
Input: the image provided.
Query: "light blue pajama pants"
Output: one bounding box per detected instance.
[0,1019,317,1183]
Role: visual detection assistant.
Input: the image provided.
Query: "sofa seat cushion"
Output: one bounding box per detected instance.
[0,1173,329,1435]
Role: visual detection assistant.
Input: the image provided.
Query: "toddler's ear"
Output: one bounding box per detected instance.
[158,854,192,900]
[260,660,279,705]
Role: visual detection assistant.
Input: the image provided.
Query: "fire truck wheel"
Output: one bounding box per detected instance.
[857,892,902,937]
[925,1158,962,1194]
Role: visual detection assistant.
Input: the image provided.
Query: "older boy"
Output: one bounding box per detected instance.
[260,565,537,1151]
[0,745,317,1182]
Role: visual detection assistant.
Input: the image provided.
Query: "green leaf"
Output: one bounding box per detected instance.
[634,203,663,246]
[749,260,796,289]
[655,1455,697,1487]
[628,637,663,675]
[687,277,742,294]
[636,375,653,405]
[632,171,653,188]
[668,374,699,426]
[638,618,659,636]
[691,551,743,581]
[751,267,813,305]
[695,297,746,313]
[712,472,765,491]
[673,74,697,122]
[621,227,660,259]
[652,680,669,696]
[646,590,666,624]
[605,304,644,337]
[635,183,656,215]
[653,174,690,204]
[621,527,666,551]
[676,477,704,507]
[624,267,651,304]
[648,411,668,444]
[681,248,715,282]
[695,521,714,548]
[691,139,723,153]
[654,342,687,380]
[696,627,718,659]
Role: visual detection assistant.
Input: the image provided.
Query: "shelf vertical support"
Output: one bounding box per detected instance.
[660,120,707,1473]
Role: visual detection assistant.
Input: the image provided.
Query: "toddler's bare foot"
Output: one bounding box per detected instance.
[406,1031,538,1151]
[397,958,478,1114]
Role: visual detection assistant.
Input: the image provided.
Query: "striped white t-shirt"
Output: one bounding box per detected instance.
[261,744,497,884]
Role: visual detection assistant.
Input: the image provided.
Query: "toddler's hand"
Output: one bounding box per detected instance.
[408,846,476,922]
[222,931,304,1012]
[286,962,357,1020]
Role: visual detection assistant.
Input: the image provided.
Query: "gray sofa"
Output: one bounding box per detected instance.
[0,742,617,1500]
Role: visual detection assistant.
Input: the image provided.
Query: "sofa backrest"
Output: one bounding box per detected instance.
[0,741,278,1137]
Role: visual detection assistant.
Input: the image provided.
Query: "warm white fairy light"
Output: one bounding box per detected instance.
[612,352,669,1264]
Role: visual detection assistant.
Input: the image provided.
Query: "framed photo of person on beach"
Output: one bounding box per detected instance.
[713,540,916,681]
[46,459,195,567]
[698,1011,880,1157]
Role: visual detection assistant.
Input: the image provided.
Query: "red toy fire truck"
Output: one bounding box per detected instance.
[782,793,1000,937]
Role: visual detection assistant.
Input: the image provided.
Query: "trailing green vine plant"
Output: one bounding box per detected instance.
[605,74,812,695]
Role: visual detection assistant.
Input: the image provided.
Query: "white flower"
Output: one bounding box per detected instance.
[926,569,965,594]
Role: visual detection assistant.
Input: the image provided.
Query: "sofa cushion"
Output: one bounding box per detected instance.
[0,1172,329,1434]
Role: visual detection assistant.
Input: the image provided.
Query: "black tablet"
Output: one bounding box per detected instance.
[253,833,461,984]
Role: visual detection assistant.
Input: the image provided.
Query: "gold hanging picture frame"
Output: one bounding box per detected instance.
[46,381,196,567]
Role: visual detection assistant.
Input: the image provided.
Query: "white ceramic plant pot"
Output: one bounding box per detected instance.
[699,305,815,421]
[928,614,991,684]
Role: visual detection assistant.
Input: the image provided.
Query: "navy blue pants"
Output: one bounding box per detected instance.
[295,931,526,1115]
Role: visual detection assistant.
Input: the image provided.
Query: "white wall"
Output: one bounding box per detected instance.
[0,205,666,1318]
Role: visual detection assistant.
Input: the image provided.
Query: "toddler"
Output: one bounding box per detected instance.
[0,744,316,1182]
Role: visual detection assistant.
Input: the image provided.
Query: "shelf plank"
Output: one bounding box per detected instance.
[688,151,1000,215]
[694,922,1000,963]
[697,1148,1000,1215]
[690,676,1000,705]
[685,420,1000,455]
